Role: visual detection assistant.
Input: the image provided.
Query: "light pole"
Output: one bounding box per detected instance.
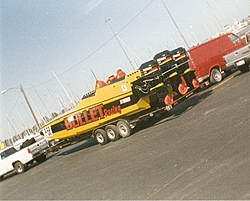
[1,87,19,94]
[1,84,40,129]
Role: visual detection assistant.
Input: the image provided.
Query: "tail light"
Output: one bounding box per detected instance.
[27,148,31,154]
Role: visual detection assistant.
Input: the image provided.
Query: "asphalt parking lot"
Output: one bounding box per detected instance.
[0,70,250,200]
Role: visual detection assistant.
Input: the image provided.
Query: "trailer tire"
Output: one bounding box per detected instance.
[105,125,120,141]
[35,154,46,163]
[117,120,131,138]
[94,129,109,145]
[14,161,27,174]
[210,68,222,83]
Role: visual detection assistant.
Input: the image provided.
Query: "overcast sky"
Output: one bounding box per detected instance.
[1,0,249,140]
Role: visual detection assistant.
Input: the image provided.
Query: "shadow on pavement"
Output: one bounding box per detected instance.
[48,89,214,156]
[1,159,46,182]
[56,138,98,156]
[0,90,214,181]
[135,89,214,131]
[167,89,214,117]
[233,68,250,78]
[1,171,17,182]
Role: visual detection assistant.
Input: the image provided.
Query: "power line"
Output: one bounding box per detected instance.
[116,0,154,35]
[30,0,154,88]
[60,0,153,76]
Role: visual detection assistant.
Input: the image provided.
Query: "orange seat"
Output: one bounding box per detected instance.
[116,69,126,79]
[106,75,116,84]
[95,80,107,90]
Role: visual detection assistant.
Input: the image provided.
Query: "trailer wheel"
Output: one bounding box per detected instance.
[14,162,27,174]
[35,154,46,163]
[105,125,120,141]
[94,129,109,145]
[210,68,222,83]
[117,120,131,138]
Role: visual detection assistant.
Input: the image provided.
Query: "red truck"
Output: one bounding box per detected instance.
[187,32,245,84]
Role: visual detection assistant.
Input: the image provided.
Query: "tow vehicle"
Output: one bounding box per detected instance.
[40,47,200,148]
[0,137,48,181]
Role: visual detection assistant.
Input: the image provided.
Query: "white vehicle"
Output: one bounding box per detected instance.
[0,138,48,181]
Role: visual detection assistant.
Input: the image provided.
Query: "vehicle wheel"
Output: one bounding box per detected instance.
[0,175,3,181]
[117,120,131,138]
[238,64,249,73]
[35,154,46,163]
[14,162,27,174]
[210,68,222,83]
[94,129,109,145]
[105,125,120,141]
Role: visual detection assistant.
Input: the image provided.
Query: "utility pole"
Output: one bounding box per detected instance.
[19,84,40,129]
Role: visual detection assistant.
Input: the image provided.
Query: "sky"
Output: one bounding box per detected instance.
[0,0,249,141]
